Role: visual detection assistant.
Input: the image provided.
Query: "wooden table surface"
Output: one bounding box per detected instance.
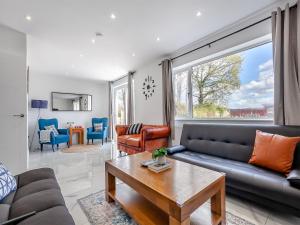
[105,152,226,225]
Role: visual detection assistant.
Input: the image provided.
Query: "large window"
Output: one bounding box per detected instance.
[173,42,274,120]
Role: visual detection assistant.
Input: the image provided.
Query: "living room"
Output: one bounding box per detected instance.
[0,0,300,225]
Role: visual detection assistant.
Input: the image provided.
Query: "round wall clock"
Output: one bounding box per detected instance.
[142,75,156,100]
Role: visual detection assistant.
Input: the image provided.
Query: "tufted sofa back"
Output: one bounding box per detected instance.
[180,124,300,167]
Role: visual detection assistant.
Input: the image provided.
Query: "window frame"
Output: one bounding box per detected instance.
[173,38,274,123]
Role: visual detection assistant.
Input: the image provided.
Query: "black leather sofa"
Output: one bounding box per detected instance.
[168,124,300,214]
[0,168,75,225]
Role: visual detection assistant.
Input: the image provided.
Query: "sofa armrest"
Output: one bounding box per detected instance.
[115,125,129,136]
[167,145,186,155]
[1,211,36,225]
[141,126,170,140]
[87,127,93,133]
[287,169,300,188]
[58,128,69,135]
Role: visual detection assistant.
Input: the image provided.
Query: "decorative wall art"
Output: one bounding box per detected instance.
[142,75,156,100]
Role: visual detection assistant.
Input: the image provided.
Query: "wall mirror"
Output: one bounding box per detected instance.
[51,92,92,111]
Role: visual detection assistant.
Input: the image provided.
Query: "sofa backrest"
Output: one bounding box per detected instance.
[180,124,300,167]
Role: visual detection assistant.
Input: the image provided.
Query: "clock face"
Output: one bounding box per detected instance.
[142,75,156,100]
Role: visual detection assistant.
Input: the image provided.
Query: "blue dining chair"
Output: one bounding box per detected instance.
[38,118,70,151]
[87,118,108,145]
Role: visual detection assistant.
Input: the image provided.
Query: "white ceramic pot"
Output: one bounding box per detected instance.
[157,156,167,165]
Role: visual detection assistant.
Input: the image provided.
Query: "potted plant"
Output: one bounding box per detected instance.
[152,147,168,165]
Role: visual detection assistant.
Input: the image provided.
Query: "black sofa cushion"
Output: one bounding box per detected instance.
[170,151,300,210]
[0,204,10,223]
[17,168,56,188]
[14,178,60,201]
[17,206,74,225]
[10,189,66,219]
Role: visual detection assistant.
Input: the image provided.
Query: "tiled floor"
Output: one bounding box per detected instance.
[29,143,300,225]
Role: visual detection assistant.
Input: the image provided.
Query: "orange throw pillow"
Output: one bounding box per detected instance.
[249,130,300,175]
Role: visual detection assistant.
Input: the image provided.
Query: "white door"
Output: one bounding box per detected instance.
[0,25,28,175]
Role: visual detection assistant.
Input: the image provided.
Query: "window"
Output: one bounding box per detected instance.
[173,70,189,118]
[173,42,274,120]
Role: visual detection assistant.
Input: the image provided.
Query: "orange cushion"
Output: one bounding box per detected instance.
[249,130,300,175]
[126,135,141,147]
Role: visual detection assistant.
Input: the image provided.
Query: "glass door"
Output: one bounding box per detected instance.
[112,83,128,139]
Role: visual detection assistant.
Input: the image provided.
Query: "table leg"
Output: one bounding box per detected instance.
[69,130,73,146]
[78,132,81,144]
[105,168,115,202]
[169,216,190,225]
[211,181,225,225]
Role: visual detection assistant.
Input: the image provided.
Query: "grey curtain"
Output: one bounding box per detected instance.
[162,59,175,140]
[108,81,113,139]
[127,72,134,125]
[272,2,300,125]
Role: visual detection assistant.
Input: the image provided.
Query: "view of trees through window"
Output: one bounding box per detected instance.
[174,42,274,120]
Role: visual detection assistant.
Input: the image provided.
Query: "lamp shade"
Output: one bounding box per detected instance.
[31,100,48,109]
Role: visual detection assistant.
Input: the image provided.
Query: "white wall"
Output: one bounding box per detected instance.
[28,74,109,150]
[133,1,290,145]
[134,59,163,124]
[0,24,28,174]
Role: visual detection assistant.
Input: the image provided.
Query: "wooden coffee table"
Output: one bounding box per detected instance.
[105,152,225,225]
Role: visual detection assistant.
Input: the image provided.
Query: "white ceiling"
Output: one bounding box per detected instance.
[0,0,280,81]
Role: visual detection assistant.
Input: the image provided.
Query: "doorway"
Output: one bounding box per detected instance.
[112,83,128,139]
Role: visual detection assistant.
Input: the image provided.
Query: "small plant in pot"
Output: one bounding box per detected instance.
[152,147,168,165]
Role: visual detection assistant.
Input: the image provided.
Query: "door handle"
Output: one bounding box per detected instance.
[12,114,25,118]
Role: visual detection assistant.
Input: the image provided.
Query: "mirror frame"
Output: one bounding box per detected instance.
[51,92,92,112]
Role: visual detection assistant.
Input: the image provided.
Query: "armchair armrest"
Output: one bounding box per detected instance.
[141,126,170,140]
[58,128,69,135]
[1,211,36,225]
[115,125,129,136]
[287,169,300,188]
[87,127,93,133]
[167,145,186,155]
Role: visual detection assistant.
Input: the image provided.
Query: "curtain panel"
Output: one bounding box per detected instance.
[162,59,175,140]
[127,72,134,125]
[108,81,113,139]
[272,1,300,125]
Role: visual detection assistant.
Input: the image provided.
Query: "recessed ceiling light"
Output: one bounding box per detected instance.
[196,11,202,17]
[156,37,160,42]
[110,13,116,20]
[80,54,84,57]
[132,53,136,57]
[25,15,32,21]
[91,39,96,44]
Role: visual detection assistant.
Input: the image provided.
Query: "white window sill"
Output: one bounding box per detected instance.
[175,118,273,128]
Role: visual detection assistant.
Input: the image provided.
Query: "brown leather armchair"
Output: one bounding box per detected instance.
[115,124,171,155]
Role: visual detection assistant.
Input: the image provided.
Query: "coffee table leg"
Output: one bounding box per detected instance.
[169,216,190,225]
[211,181,225,225]
[105,169,115,202]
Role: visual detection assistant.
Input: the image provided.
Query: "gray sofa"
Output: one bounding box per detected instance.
[168,124,300,214]
[0,168,75,225]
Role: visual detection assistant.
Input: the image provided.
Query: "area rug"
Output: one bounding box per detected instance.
[62,144,101,153]
[78,190,255,225]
